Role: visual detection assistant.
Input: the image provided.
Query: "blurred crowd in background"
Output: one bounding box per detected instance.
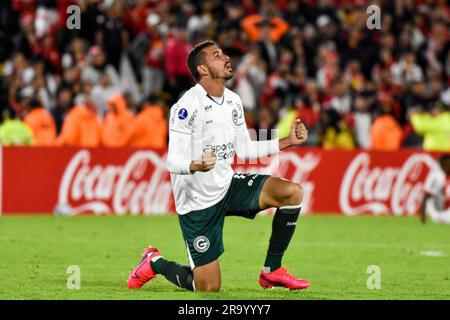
[0,0,449,151]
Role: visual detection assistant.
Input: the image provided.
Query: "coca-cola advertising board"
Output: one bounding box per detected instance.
[0,147,447,216]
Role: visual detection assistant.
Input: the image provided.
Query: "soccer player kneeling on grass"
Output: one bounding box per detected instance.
[128,40,311,292]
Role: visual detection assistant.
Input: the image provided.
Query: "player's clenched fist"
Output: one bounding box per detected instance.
[190,150,216,173]
[290,119,308,146]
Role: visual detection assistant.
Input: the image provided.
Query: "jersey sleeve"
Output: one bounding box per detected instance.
[167,95,202,175]
[169,102,200,135]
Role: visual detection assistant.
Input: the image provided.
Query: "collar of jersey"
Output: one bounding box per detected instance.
[206,94,224,105]
[195,83,225,106]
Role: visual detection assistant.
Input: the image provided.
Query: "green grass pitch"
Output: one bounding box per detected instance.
[0,214,449,300]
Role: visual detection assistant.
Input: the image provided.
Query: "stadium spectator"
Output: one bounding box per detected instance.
[370,112,403,151]
[410,103,450,152]
[277,106,297,139]
[13,12,35,60]
[61,37,89,70]
[232,45,267,111]
[33,1,59,39]
[352,92,373,149]
[123,0,152,37]
[422,21,449,74]
[343,59,366,93]
[241,13,289,43]
[81,46,121,89]
[186,1,214,42]
[23,97,56,146]
[372,47,396,84]
[55,101,102,147]
[52,86,74,134]
[0,114,34,146]
[165,25,193,104]
[29,33,62,74]
[328,77,351,114]
[319,108,355,149]
[128,13,165,100]
[102,94,133,147]
[96,0,129,71]
[277,95,319,145]
[253,107,277,141]
[0,0,448,151]
[60,65,82,95]
[391,52,424,86]
[91,70,122,116]
[404,81,430,112]
[316,48,340,92]
[127,94,167,149]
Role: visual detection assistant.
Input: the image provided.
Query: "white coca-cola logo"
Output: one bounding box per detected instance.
[234,152,321,213]
[340,153,440,216]
[56,149,442,216]
[57,150,172,215]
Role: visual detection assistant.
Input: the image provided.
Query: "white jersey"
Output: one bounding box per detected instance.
[167,83,279,214]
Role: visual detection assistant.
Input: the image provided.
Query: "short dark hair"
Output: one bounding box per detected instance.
[187,40,217,81]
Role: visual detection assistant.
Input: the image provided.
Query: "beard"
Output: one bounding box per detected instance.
[208,65,233,81]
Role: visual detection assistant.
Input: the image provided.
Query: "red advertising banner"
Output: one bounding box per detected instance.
[1,147,172,215]
[1,147,447,216]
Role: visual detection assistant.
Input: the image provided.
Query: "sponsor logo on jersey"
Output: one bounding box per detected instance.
[187,110,198,127]
[205,105,212,112]
[203,142,235,160]
[227,100,233,105]
[178,108,188,120]
[206,120,213,125]
[193,236,210,253]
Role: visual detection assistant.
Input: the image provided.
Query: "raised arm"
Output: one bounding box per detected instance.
[234,100,308,159]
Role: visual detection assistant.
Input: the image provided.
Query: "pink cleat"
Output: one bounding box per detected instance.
[259,266,311,290]
[128,246,161,289]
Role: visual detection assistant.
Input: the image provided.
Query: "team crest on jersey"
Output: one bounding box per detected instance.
[232,109,239,125]
[193,236,210,253]
[178,108,188,120]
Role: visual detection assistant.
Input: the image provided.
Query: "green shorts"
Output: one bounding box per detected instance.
[178,173,270,269]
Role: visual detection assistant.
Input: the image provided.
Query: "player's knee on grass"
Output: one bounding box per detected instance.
[193,261,221,292]
[194,278,221,292]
